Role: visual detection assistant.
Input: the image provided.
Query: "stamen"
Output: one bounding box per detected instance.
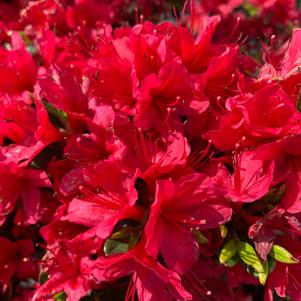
[159,107,172,130]
[270,35,276,66]
[233,143,243,193]
[163,210,206,229]
[186,140,212,170]
[173,5,179,27]
[79,185,123,210]
[140,14,144,24]
[216,96,228,112]
[181,0,189,21]
[184,271,212,298]
[134,7,139,25]
[190,0,195,34]
[125,273,136,301]
[228,16,241,42]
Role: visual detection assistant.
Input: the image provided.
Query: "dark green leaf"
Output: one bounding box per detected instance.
[103,239,129,256]
[42,100,70,133]
[297,88,301,112]
[38,272,48,285]
[110,227,137,240]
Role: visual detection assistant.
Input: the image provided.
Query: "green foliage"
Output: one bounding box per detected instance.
[54,291,67,301]
[269,245,299,264]
[219,239,237,264]
[42,100,71,133]
[193,230,209,245]
[237,241,264,273]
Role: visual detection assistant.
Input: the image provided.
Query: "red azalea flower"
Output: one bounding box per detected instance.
[255,135,301,213]
[258,29,301,100]
[145,173,232,274]
[164,16,223,74]
[0,0,300,299]
[88,34,137,115]
[0,33,37,94]
[64,104,126,164]
[183,256,233,300]
[227,150,274,203]
[33,243,92,301]
[0,238,38,293]
[264,236,301,301]
[0,94,38,145]
[133,131,190,192]
[64,160,141,239]
[200,0,243,16]
[201,46,240,102]
[89,238,192,301]
[249,207,301,260]
[250,0,298,23]
[135,62,192,130]
[37,65,89,115]
[209,84,301,150]
[0,162,51,225]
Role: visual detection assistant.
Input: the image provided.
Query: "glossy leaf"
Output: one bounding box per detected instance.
[223,255,239,267]
[42,100,70,132]
[269,244,299,264]
[54,291,67,301]
[258,260,269,285]
[219,239,237,264]
[103,239,129,256]
[237,241,264,273]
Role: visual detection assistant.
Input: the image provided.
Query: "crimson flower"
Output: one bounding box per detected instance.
[0,238,38,293]
[145,173,232,274]
[0,162,51,225]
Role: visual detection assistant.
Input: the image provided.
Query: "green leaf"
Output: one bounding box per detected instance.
[258,260,269,285]
[247,259,270,285]
[237,241,264,273]
[54,291,67,301]
[297,88,301,112]
[267,256,277,274]
[103,239,129,256]
[26,44,36,55]
[42,100,70,133]
[104,220,143,256]
[219,225,228,238]
[223,255,239,267]
[243,3,258,17]
[269,245,299,264]
[219,239,237,264]
[193,230,209,245]
[128,234,140,250]
[110,227,137,240]
[38,272,48,285]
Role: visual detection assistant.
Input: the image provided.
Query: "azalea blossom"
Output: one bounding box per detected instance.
[0,0,301,300]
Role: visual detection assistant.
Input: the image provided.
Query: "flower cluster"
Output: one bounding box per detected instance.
[0,1,301,300]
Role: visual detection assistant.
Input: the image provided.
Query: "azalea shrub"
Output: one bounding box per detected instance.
[1,0,301,300]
